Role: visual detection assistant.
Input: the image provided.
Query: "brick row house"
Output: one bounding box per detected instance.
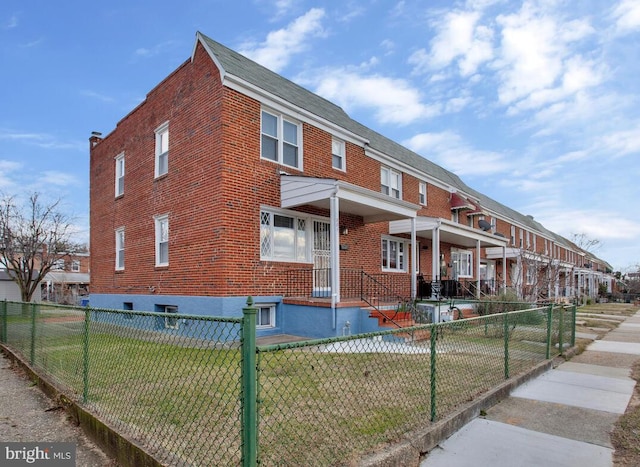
[89,32,614,339]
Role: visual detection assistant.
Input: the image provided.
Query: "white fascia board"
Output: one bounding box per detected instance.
[222,74,369,147]
[194,32,226,83]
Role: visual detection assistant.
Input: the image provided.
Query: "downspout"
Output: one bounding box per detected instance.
[330,194,340,330]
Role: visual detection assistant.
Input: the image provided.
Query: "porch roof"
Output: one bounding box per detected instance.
[389,217,508,248]
[281,175,420,223]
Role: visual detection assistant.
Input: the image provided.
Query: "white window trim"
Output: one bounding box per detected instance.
[381,235,408,273]
[71,260,80,272]
[381,166,402,199]
[154,214,169,267]
[115,227,125,271]
[418,181,427,206]
[261,109,303,170]
[115,152,125,197]
[259,207,331,263]
[452,248,473,278]
[256,303,276,328]
[331,138,346,171]
[154,121,169,178]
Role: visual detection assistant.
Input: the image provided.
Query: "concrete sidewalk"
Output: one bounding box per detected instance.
[421,310,640,467]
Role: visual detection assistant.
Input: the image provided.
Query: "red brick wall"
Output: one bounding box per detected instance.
[92,40,528,299]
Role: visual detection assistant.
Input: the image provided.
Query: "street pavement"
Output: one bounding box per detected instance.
[421,310,640,467]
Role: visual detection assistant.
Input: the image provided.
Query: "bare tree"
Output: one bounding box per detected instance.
[509,250,565,303]
[570,233,601,253]
[0,193,80,302]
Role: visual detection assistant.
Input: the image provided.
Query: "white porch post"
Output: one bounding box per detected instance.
[502,246,507,293]
[432,226,440,280]
[476,240,481,299]
[330,195,340,308]
[411,217,417,299]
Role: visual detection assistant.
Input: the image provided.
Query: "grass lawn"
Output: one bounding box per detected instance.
[2,306,569,466]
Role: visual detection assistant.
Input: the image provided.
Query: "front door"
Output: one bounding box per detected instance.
[313,221,331,297]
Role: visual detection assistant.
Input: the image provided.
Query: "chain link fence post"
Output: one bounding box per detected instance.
[429,323,438,422]
[545,304,553,359]
[1,299,6,343]
[82,307,91,403]
[30,302,37,365]
[241,297,257,467]
[503,311,509,379]
[558,304,565,355]
[571,304,577,347]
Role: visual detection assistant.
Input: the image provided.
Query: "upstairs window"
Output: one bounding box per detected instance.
[510,226,516,246]
[381,167,401,199]
[115,227,125,271]
[155,122,169,178]
[155,215,169,267]
[419,182,427,205]
[115,152,125,197]
[71,260,80,272]
[332,138,345,171]
[52,259,65,271]
[261,110,302,169]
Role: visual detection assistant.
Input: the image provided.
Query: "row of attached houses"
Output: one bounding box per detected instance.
[89,32,614,339]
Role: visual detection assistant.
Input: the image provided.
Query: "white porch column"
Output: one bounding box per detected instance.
[502,246,507,292]
[411,217,417,299]
[330,195,340,307]
[432,226,440,280]
[476,240,481,299]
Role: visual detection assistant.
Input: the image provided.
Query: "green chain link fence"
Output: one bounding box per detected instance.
[0,299,575,466]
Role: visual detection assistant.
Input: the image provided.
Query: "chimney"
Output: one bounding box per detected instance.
[89,131,103,148]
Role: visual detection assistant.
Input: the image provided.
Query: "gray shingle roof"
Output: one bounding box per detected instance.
[197,32,609,266]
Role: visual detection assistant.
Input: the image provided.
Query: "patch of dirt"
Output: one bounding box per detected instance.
[613,361,640,466]
[0,352,118,466]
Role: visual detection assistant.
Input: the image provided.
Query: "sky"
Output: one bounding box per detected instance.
[1,0,639,272]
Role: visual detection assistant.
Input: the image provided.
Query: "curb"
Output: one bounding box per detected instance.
[358,358,554,466]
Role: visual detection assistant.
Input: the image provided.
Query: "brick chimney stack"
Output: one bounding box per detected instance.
[89,131,103,148]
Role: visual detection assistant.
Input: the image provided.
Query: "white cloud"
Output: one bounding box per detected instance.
[40,171,79,187]
[0,129,84,151]
[0,160,22,190]
[3,14,18,29]
[598,122,640,158]
[612,0,640,34]
[404,131,509,176]
[541,209,640,242]
[494,3,596,110]
[409,9,494,77]
[308,71,439,125]
[80,90,115,103]
[239,8,326,73]
[133,40,179,59]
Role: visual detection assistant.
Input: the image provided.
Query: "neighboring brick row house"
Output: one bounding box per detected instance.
[41,252,90,304]
[89,32,614,339]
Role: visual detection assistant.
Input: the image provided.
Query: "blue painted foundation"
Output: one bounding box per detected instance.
[89,293,385,340]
